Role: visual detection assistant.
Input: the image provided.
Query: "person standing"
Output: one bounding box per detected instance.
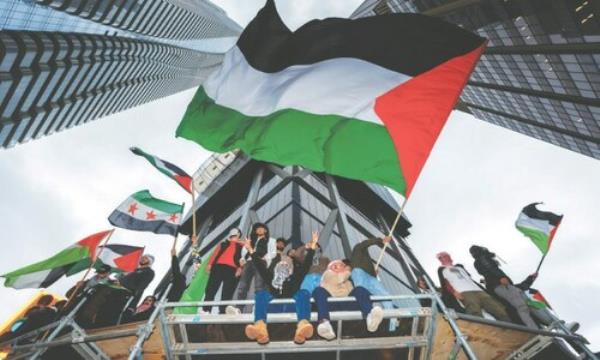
[202,228,243,313]
[436,251,510,321]
[470,245,538,328]
[227,222,271,314]
[119,254,155,308]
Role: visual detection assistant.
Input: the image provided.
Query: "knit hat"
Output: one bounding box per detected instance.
[144,254,155,266]
[228,227,241,238]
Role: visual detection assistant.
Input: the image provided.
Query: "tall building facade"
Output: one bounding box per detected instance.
[158,152,424,301]
[352,0,600,160]
[0,0,241,148]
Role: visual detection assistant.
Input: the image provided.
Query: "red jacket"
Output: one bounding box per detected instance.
[208,240,242,269]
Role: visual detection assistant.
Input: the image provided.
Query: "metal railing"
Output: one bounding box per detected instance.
[145,294,441,360]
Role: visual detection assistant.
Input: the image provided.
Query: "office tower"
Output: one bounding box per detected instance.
[0,0,241,148]
[352,0,600,159]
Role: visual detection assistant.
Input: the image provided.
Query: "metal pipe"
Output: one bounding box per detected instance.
[422,276,478,360]
[10,328,138,352]
[455,313,589,343]
[128,283,173,360]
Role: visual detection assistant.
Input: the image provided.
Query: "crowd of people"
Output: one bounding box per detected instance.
[1,221,571,347]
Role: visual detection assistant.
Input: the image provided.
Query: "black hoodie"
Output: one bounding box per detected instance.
[246,222,270,260]
[470,245,510,291]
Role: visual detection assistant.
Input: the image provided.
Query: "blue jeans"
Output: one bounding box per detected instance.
[254,289,311,323]
[300,273,321,293]
[313,286,372,322]
[351,268,420,309]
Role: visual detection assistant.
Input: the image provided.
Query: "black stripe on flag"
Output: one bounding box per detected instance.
[238,0,485,76]
[522,203,563,226]
[102,244,144,255]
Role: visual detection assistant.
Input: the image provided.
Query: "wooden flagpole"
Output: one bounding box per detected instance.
[173,202,185,252]
[64,229,115,307]
[191,182,197,244]
[374,197,408,272]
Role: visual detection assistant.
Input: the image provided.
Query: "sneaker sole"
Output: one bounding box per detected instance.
[317,326,336,340]
[367,308,384,332]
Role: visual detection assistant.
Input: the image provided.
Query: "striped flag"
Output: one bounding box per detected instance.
[66,244,145,275]
[1,230,111,289]
[176,0,486,197]
[130,147,193,194]
[108,190,183,236]
[516,203,563,254]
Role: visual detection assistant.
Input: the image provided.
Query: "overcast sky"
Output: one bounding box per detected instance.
[0,0,598,351]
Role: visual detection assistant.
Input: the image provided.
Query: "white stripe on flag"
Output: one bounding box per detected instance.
[204,46,411,125]
[516,212,554,234]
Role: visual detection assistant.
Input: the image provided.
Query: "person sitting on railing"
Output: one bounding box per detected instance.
[313,259,384,340]
[350,236,418,311]
[202,228,243,314]
[243,232,318,345]
[300,242,330,294]
[436,251,510,322]
[0,295,57,342]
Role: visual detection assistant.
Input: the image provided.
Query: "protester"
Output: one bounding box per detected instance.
[470,245,538,328]
[202,228,243,313]
[267,238,288,272]
[124,295,157,323]
[314,259,383,340]
[227,223,272,315]
[65,264,111,299]
[244,232,318,345]
[436,251,510,321]
[300,243,330,294]
[0,295,57,340]
[119,254,155,308]
[164,247,187,302]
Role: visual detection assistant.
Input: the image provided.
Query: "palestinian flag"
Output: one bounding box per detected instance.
[66,244,144,275]
[526,289,552,310]
[108,190,183,236]
[516,203,563,254]
[130,147,193,193]
[1,230,111,289]
[177,0,486,197]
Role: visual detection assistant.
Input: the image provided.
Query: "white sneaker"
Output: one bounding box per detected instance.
[225,305,241,315]
[197,309,210,315]
[366,306,384,332]
[317,320,336,340]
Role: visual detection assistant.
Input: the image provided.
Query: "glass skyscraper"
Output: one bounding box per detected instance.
[352,0,600,159]
[0,0,241,148]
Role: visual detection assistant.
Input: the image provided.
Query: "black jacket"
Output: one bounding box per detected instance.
[166,255,187,302]
[473,255,511,291]
[120,267,155,306]
[253,248,315,298]
[245,223,270,260]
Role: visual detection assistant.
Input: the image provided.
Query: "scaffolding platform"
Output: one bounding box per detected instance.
[3,292,594,360]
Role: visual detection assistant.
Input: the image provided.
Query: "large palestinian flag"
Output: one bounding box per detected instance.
[516,203,563,254]
[66,244,145,275]
[108,190,183,236]
[130,147,193,194]
[177,0,486,197]
[1,230,111,289]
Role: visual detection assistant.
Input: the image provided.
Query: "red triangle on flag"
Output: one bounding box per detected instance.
[76,230,112,259]
[114,248,144,272]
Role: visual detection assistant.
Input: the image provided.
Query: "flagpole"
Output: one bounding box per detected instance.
[191,182,197,244]
[173,202,185,252]
[375,197,408,272]
[535,253,547,274]
[64,229,115,307]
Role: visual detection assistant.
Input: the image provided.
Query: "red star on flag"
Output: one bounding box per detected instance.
[169,213,179,222]
[128,202,139,215]
[146,211,157,220]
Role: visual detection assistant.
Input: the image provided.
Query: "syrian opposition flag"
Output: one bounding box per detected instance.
[108,190,183,236]
[130,147,193,194]
[1,230,111,289]
[176,0,486,197]
[516,203,563,254]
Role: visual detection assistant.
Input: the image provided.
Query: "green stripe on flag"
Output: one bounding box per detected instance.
[516,226,550,254]
[177,87,407,194]
[2,246,90,287]
[174,250,214,314]
[131,190,183,214]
